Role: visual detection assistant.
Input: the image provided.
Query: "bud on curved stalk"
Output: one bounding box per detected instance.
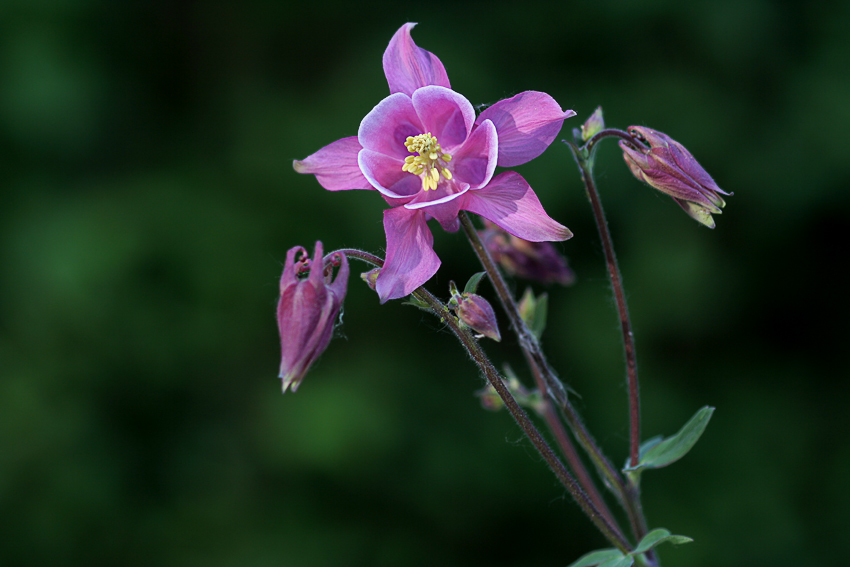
[277,242,349,393]
[620,126,732,228]
[479,220,575,285]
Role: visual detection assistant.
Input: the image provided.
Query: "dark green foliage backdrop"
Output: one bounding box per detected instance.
[2,1,849,566]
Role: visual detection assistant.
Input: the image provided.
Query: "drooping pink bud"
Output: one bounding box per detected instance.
[480,221,575,285]
[277,242,349,393]
[620,126,731,228]
[456,292,501,342]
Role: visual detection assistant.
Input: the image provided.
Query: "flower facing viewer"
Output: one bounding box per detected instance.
[295,23,574,302]
[620,126,731,228]
[277,242,349,393]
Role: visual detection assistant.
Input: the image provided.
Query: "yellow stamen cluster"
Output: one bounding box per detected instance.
[402,132,453,191]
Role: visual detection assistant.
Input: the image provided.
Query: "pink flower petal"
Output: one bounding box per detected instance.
[358,149,421,200]
[462,171,572,242]
[404,181,469,209]
[404,180,469,231]
[474,91,576,167]
[359,93,424,160]
[293,137,372,191]
[451,119,498,189]
[383,23,451,97]
[411,86,475,150]
[376,207,440,302]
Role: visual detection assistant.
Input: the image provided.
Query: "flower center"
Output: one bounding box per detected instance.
[402,132,453,191]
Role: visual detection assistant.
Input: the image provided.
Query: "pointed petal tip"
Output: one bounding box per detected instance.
[280,372,300,394]
[383,23,450,96]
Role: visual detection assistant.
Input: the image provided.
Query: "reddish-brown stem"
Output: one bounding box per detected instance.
[457,213,636,535]
[566,135,657,564]
[411,286,632,554]
[580,165,641,469]
[523,350,619,530]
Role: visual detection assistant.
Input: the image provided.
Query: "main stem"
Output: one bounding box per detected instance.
[522,350,620,530]
[410,286,632,554]
[457,214,635,525]
[566,134,656,564]
[571,149,641,469]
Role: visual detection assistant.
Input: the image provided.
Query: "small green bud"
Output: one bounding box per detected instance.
[360,268,380,290]
[580,106,605,142]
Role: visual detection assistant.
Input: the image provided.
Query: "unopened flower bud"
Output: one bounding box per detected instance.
[480,221,575,285]
[475,382,504,411]
[581,106,605,142]
[277,241,349,393]
[456,292,501,342]
[620,126,731,228]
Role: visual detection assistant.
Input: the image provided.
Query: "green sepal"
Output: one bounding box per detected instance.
[463,272,486,294]
[624,406,714,472]
[567,548,624,567]
[632,528,693,555]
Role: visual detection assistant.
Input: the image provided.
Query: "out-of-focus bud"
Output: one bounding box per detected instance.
[277,241,349,393]
[581,106,605,142]
[361,268,380,291]
[475,365,545,414]
[480,221,575,285]
[518,288,548,340]
[456,292,501,342]
[620,126,732,229]
[476,381,504,411]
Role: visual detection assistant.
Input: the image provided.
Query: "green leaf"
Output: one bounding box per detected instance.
[626,406,714,471]
[598,556,634,567]
[463,271,486,294]
[566,548,623,567]
[637,435,663,459]
[632,528,693,555]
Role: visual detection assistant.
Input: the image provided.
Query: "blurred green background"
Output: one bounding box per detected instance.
[2,1,849,566]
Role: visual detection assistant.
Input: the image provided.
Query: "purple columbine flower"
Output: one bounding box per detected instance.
[277,242,348,393]
[620,126,732,228]
[294,23,574,303]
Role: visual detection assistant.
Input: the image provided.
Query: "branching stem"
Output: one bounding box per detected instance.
[410,286,632,554]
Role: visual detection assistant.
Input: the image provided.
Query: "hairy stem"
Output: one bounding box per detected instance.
[576,158,641,470]
[411,286,631,554]
[565,135,656,561]
[458,213,632,528]
[523,350,619,530]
